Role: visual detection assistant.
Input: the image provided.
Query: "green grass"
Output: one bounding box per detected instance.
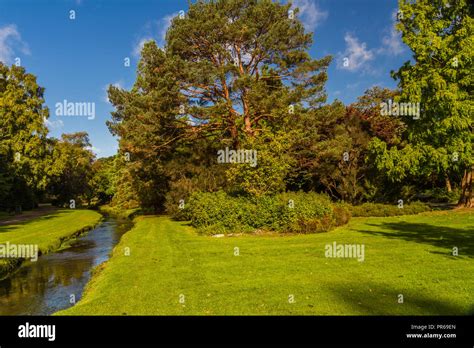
[58,209,474,315]
[0,209,102,277]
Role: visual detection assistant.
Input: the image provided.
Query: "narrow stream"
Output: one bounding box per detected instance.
[0,216,132,315]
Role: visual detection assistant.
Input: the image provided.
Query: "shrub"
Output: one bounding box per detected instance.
[332,203,352,226]
[415,188,460,203]
[185,191,350,235]
[350,202,431,217]
[186,191,255,233]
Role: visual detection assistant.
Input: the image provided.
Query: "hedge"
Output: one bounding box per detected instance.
[349,202,431,217]
[176,191,351,235]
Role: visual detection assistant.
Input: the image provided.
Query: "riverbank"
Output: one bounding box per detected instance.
[98,205,140,220]
[0,209,102,279]
[58,209,473,315]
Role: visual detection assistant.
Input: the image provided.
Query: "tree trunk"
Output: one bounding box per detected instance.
[445,176,452,192]
[458,165,473,208]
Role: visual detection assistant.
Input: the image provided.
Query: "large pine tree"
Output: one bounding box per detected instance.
[107,0,331,209]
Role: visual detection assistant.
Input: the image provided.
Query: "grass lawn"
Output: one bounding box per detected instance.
[0,209,102,277]
[58,209,473,315]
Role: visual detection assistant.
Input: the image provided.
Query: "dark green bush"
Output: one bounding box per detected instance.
[350,201,431,217]
[184,191,351,235]
[415,188,460,203]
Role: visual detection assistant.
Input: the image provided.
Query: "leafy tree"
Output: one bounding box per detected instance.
[47,132,95,206]
[289,101,372,202]
[370,0,473,206]
[226,129,295,196]
[89,156,117,205]
[0,63,49,211]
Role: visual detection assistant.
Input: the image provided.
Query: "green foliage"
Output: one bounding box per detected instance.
[415,187,461,203]
[350,202,431,217]
[289,90,403,203]
[89,156,117,206]
[106,0,331,210]
[0,63,50,211]
[370,0,473,205]
[225,130,295,196]
[183,191,350,234]
[47,132,95,206]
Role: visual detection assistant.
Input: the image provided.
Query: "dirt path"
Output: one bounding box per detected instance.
[0,205,59,226]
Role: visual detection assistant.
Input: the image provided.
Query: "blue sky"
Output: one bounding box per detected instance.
[0,0,412,158]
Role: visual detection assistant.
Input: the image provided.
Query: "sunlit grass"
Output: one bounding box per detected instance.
[0,209,102,277]
[58,209,474,315]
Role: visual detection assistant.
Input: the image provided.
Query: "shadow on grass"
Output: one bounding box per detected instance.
[0,211,64,233]
[327,281,468,315]
[354,221,474,258]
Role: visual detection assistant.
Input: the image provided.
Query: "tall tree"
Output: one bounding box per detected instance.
[107,0,331,209]
[164,0,330,145]
[370,0,473,206]
[0,63,49,211]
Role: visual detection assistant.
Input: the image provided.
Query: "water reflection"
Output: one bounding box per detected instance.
[0,217,132,315]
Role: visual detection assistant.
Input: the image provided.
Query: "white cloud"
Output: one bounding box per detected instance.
[132,12,178,58]
[336,10,405,74]
[103,80,124,103]
[44,117,64,130]
[132,36,154,58]
[0,24,30,64]
[380,28,404,55]
[158,12,179,44]
[292,0,328,31]
[337,33,375,72]
[345,82,362,91]
[378,10,404,56]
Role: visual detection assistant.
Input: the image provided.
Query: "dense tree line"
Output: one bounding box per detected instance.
[0,63,114,211]
[106,0,472,212]
[1,0,471,214]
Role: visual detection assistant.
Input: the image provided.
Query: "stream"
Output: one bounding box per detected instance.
[0,216,132,315]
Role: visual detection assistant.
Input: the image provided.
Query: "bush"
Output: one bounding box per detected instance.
[350,202,431,217]
[186,191,255,234]
[185,191,351,235]
[415,188,460,203]
[332,203,352,226]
